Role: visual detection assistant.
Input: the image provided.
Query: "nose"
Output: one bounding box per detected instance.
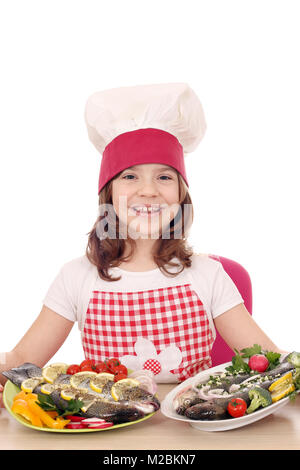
[136,179,159,197]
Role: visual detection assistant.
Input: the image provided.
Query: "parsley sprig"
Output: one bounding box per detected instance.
[225,344,281,373]
[225,349,250,373]
[37,394,84,417]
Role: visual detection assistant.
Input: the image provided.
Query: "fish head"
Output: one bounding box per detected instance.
[119,386,160,413]
[2,363,43,387]
[173,386,203,415]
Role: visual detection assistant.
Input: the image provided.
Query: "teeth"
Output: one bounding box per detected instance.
[132,206,161,213]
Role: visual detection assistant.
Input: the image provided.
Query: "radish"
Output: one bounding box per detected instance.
[65,415,86,422]
[82,418,107,424]
[248,354,269,372]
[66,422,88,429]
[87,422,114,429]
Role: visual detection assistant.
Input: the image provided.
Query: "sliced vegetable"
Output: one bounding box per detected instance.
[66,422,88,429]
[197,385,228,400]
[21,377,43,393]
[87,422,114,429]
[45,410,59,419]
[81,417,107,424]
[65,415,86,422]
[42,363,68,384]
[30,413,44,427]
[89,373,115,393]
[129,370,157,395]
[60,389,77,401]
[269,371,295,402]
[27,398,70,429]
[70,371,97,391]
[23,392,39,401]
[271,384,295,402]
[13,390,28,402]
[40,383,55,395]
[12,399,43,426]
[80,398,97,413]
[269,371,293,392]
[111,378,140,401]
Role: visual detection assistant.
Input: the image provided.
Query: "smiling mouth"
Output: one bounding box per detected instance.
[129,207,162,217]
[127,204,169,217]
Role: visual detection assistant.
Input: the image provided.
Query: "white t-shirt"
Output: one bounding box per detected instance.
[42,253,244,341]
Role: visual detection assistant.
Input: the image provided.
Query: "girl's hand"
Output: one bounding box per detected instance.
[214,303,282,354]
[0,383,4,409]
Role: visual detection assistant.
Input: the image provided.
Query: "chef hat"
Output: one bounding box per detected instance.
[84,82,206,194]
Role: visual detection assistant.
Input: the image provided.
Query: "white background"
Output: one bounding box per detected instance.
[0,0,299,365]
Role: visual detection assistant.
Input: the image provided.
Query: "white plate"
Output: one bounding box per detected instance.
[161,361,292,431]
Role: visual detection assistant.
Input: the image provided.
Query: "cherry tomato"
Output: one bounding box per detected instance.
[80,359,95,369]
[114,373,128,382]
[94,361,109,373]
[80,364,95,372]
[106,358,121,372]
[113,365,128,376]
[248,354,269,372]
[227,398,247,418]
[67,364,81,375]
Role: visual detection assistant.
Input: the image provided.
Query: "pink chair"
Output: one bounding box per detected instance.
[209,254,253,366]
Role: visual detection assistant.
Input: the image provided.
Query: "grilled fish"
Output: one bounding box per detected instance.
[173,359,296,420]
[2,363,160,424]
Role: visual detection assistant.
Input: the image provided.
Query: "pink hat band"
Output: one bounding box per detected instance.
[98,128,188,194]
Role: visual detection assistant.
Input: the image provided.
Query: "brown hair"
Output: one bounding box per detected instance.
[85,170,194,281]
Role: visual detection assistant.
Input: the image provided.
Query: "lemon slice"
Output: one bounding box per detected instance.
[70,371,97,391]
[111,378,140,402]
[269,372,295,401]
[90,373,115,393]
[270,383,295,402]
[21,378,43,393]
[269,371,295,402]
[42,363,69,384]
[80,398,96,412]
[269,371,293,392]
[40,383,55,395]
[60,388,77,401]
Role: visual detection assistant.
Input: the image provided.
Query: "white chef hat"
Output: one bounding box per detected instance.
[84,82,206,194]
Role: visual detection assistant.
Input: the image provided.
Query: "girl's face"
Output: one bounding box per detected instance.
[112,163,181,239]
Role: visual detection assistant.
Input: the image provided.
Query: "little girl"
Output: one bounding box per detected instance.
[0,83,283,403]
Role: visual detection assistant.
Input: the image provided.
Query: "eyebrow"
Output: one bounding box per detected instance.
[124,165,177,173]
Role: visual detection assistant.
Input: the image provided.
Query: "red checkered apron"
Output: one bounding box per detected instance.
[82,283,214,382]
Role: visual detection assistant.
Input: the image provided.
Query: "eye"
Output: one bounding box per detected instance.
[159,175,173,180]
[121,173,173,181]
[122,174,136,180]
